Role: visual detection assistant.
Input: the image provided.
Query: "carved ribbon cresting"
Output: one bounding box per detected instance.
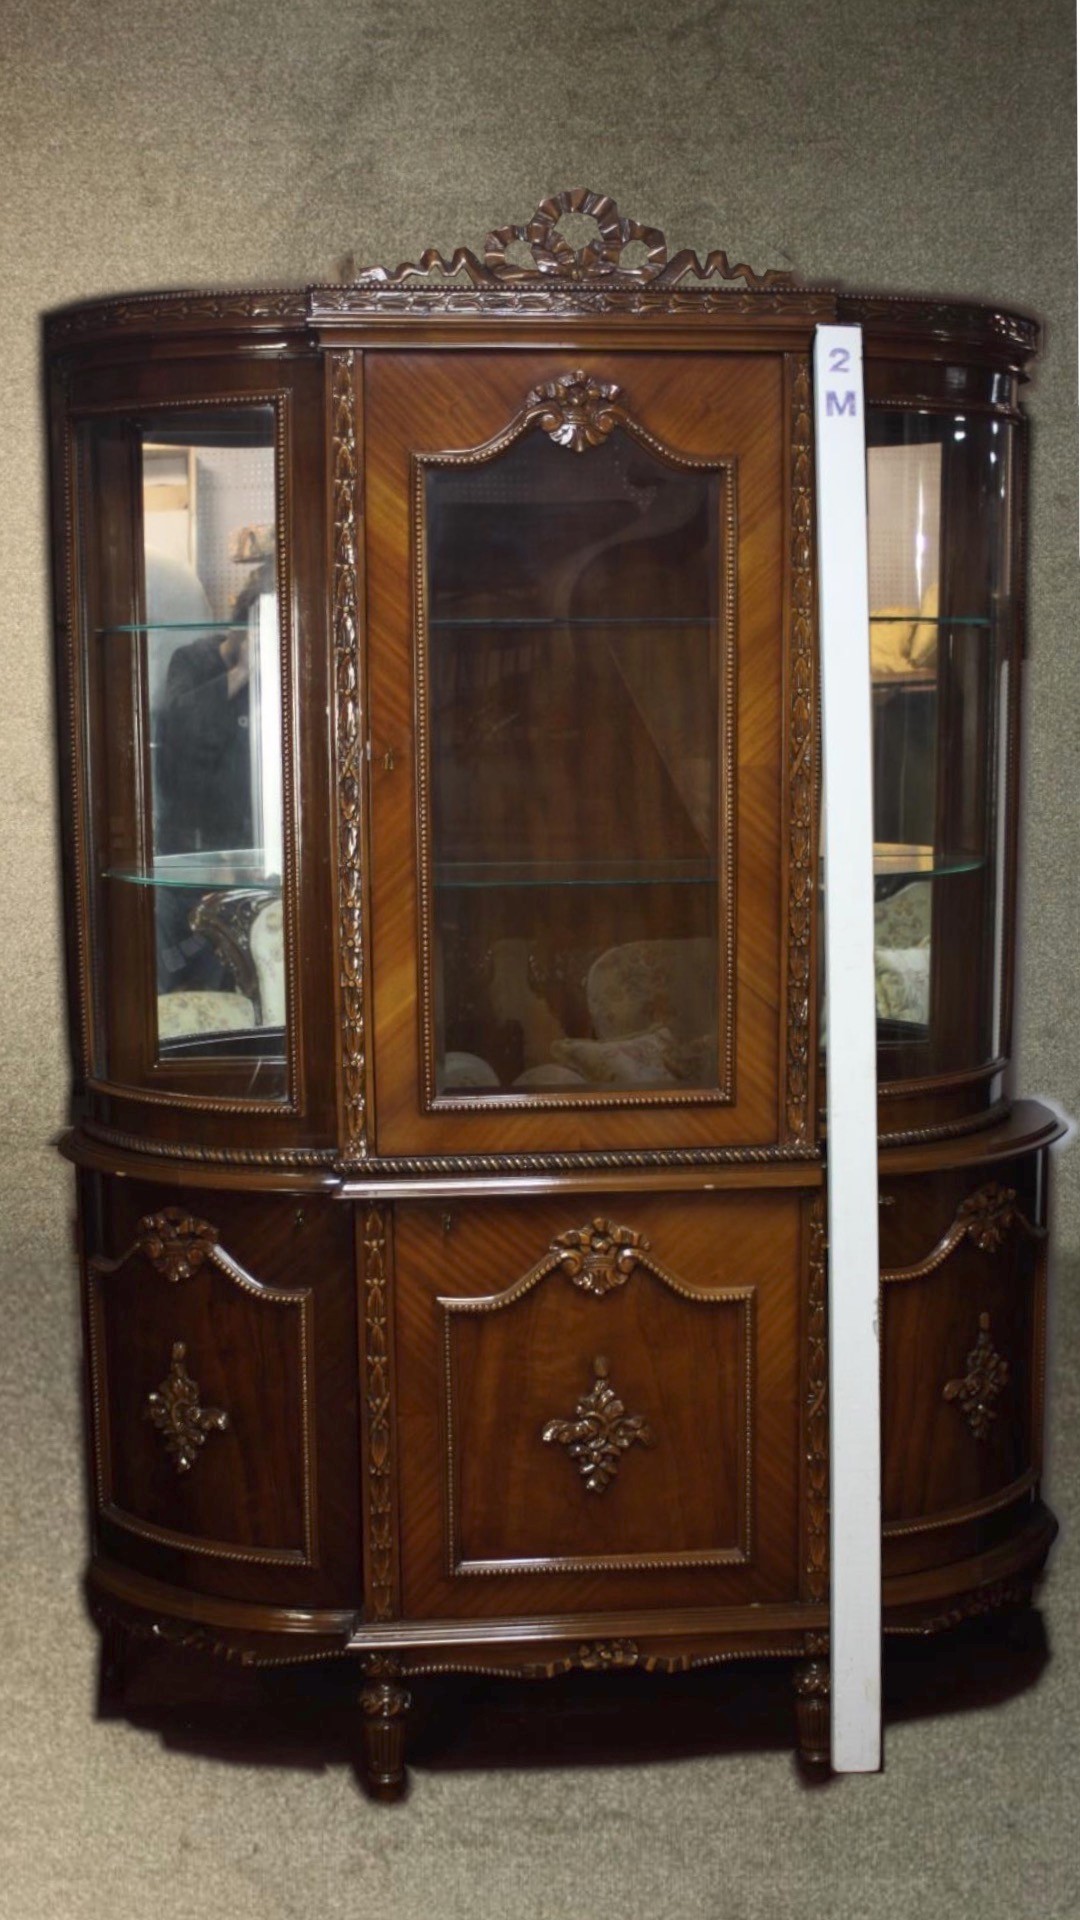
[352,187,793,291]
[542,1354,655,1493]
[145,1342,229,1473]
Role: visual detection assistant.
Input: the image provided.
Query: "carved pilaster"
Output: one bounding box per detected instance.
[330,348,367,1159]
[361,1206,396,1619]
[358,1655,411,1800]
[784,356,816,1143]
[804,1195,828,1603]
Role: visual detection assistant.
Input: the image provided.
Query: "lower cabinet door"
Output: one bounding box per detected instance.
[390,1190,808,1618]
[880,1154,1047,1575]
[82,1174,362,1609]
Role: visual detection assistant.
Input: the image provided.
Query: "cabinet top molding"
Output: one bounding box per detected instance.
[43,187,1039,360]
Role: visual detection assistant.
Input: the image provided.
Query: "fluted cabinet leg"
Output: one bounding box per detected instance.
[359,1657,411,1801]
[793,1654,831,1768]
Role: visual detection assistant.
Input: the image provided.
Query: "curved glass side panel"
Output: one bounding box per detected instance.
[419,423,731,1103]
[865,409,1015,1082]
[80,405,287,1097]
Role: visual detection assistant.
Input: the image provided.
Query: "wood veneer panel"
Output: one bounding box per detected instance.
[393,1190,802,1617]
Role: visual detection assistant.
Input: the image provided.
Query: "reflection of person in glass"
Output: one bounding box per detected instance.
[154,562,268,991]
[158,598,258,857]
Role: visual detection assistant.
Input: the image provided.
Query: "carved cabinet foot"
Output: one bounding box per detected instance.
[358,1658,411,1801]
[793,1652,831,1769]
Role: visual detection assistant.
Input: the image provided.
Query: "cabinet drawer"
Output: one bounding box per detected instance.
[390,1190,809,1618]
[82,1176,361,1608]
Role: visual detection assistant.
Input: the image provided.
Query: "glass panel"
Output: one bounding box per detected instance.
[423,427,723,1098]
[84,406,286,1092]
[866,409,1014,1079]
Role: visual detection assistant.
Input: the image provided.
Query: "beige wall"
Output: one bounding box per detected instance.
[1,3,1076,1913]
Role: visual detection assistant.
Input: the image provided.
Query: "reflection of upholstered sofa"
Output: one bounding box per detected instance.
[444,936,718,1092]
[156,893,284,1043]
[874,880,931,1025]
[553,938,717,1087]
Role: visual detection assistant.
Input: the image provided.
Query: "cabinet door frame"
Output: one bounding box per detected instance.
[364,347,814,1159]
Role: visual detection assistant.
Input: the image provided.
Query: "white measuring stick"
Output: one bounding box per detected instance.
[814,325,882,1772]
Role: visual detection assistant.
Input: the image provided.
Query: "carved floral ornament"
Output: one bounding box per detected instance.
[957,1183,1017,1253]
[145,1342,229,1473]
[136,1209,219,1283]
[550,1217,649,1295]
[352,187,793,291]
[525,372,623,453]
[943,1313,1010,1441]
[542,1354,656,1493]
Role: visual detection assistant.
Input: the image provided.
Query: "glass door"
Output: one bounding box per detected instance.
[366,352,792,1157]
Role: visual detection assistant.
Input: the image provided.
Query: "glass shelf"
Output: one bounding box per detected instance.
[873,845,986,883]
[430,616,712,631]
[434,859,715,891]
[104,852,280,891]
[96,621,249,635]
[868,615,991,628]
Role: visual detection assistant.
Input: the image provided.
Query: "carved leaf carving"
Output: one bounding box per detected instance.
[137,1209,219,1283]
[145,1342,229,1473]
[542,1355,655,1492]
[525,371,623,452]
[957,1184,1017,1253]
[551,1217,649,1295]
[943,1312,1010,1440]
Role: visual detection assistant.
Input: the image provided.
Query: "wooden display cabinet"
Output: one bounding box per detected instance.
[45,189,1061,1794]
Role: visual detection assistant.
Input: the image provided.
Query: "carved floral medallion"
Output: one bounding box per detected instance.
[550,1218,649,1296]
[958,1184,1018,1253]
[136,1209,219,1284]
[942,1312,1010,1440]
[525,370,623,452]
[145,1342,229,1473]
[542,1355,655,1492]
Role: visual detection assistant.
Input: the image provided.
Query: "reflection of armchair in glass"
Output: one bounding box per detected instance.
[156,893,283,1042]
[189,892,284,1027]
[552,938,717,1088]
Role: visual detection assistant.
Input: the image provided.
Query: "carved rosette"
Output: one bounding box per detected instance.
[136,1209,218,1283]
[542,1355,655,1493]
[551,1217,650,1296]
[943,1312,1010,1440]
[525,370,623,452]
[958,1183,1017,1253]
[145,1343,228,1473]
[576,1640,640,1670]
